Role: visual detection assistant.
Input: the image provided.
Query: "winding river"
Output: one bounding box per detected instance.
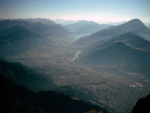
[71,50,81,62]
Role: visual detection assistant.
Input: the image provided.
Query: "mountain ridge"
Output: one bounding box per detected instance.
[0,19,72,57]
[76,19,150,46]
[65,20,110,38]
[80,41,150,75]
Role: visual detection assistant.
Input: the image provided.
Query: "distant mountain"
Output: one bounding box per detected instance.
[104,21,126,25]
[76,19,150,46]
[53,19,79,25]
[107,32,150,51]
[0,19,71,56]
[0,59,56,91]
[86,32,150,54]
[65,20,110,38]
[19,18,56,25]
[80,42,150,76]
[0,19,70,38]
[0,73,108,113]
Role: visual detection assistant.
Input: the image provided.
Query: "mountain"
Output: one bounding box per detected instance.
[104,21,126,25]
[0,19,71,57]
[54,19,79,25]
[131,93,150,113]
[85,32,150,54]
[0,59,56,91]
[76,19,150,46]
[80,42,150,76]
[104,32,150,51]
[0,73,108,113]
[65,20,110,38]
[19,18,56,25]
[0,19,70,38]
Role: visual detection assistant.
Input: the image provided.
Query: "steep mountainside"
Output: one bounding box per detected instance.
[85,32,150,55]
[80,42,150,76]
[0,74,108,113]
[104,32,150,51]
[131,93,150,113]
[0,59,56,91]
[76,19,150,46]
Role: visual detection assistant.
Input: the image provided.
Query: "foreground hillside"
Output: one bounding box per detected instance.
[131,93,150,113]
[0,59,56,91]
[0,74,108,113]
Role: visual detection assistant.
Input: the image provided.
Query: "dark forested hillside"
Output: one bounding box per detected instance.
[131,93,150,113]
[0,59,56,90]
[0,74,108,113]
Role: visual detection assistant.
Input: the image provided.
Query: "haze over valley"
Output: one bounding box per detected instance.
[0,0,150,113]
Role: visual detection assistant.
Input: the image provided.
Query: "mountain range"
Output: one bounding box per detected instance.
[76,19,150,76]
[0,19,71,57]
[76,19,150,46]
[65,20,110,38]
[53,19,79,25]
[83,32,150,55]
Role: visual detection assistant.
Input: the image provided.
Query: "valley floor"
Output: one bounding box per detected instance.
[7,44,150,113]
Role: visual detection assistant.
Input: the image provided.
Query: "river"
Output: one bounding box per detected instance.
[71,50,81,62]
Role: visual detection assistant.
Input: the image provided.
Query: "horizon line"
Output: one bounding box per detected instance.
[0,18,150,23]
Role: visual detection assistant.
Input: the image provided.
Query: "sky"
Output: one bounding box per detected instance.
[0,0,150,22]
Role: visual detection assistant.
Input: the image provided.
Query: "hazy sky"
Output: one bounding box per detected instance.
[0,0,150,22]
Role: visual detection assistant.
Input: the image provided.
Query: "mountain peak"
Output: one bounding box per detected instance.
[128,18,142,23]
[124,18,146,27]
